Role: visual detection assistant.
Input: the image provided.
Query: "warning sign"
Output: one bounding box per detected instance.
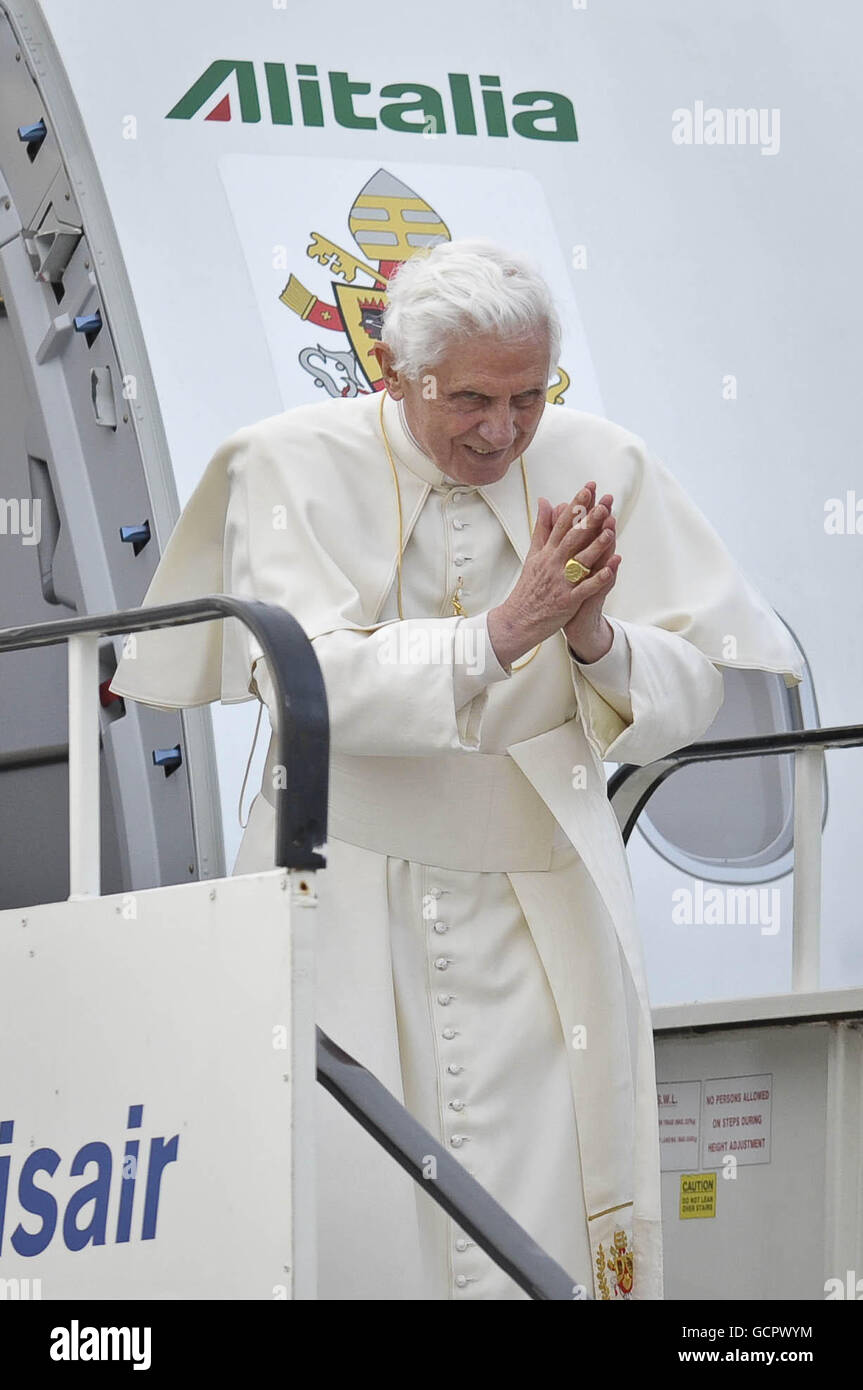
[679,1172,717,1220]
[701,1073,773,1168]
[657,1080,701,1172]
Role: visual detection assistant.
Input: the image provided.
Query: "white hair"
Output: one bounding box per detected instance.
[380,238,561,380]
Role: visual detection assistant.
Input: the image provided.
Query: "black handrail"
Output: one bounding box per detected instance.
[0,595,329,869]
[317,1028,582,1300]
[0,597,584,1301]
[608,723,863,844]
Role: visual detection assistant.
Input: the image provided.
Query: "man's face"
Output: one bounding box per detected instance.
[375,328,550,484]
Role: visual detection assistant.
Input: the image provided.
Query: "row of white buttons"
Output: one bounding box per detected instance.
[446,498,470,592]
[428,881,478,1295]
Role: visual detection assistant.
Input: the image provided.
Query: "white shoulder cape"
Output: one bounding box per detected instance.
[109,391,803,708]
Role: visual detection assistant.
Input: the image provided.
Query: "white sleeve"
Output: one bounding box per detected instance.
[568,618,633,722]
[570,617,725,765]
[249,608,511,758]
[451,610,512,708]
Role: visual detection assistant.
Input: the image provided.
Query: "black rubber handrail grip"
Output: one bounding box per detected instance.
[0,594,328,869]
[316,1027,584,1301]
[608,723,863,844]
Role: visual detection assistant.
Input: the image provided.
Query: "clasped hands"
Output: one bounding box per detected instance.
[487,481,621,669]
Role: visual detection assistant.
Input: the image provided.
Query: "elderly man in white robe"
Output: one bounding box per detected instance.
[109,239,802,1302]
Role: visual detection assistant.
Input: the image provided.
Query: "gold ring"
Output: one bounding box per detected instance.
[564,557,591,585]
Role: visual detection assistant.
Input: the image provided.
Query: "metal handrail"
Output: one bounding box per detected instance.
[608,722,863,994]
[317,1028,581,1300]
[608,724,863,845]
[0,595,329,870]
[0,597,582,1301]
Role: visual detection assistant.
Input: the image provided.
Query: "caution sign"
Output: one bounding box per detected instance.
[679,1173,717,1220]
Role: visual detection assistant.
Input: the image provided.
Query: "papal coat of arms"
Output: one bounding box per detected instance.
[278,167,570,403]
[595,1229,634,1299]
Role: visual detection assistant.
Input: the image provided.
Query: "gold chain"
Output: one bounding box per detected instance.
[511,463,542,670]
[378,393,541,671]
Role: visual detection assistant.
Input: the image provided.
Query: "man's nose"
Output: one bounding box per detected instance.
[477,405,517,449]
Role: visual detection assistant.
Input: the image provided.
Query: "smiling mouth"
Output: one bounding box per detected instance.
[464,443,509,456]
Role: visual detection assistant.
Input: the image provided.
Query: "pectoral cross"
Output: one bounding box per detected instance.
[451,576,467,617]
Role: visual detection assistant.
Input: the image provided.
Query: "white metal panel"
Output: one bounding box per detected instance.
[0,869,316,1298]
[824,1022,863,1293]
[654,986,863,1032]
[655,1019,862,1300]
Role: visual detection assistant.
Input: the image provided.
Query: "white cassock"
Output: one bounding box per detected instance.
[109,387,804,1302]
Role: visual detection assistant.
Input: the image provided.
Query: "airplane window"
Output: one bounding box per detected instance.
[637,620,825,884]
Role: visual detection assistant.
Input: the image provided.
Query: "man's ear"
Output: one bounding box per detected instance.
[372,342,403,398]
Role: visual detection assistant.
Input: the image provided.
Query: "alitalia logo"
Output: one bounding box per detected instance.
[166,62,577,142]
